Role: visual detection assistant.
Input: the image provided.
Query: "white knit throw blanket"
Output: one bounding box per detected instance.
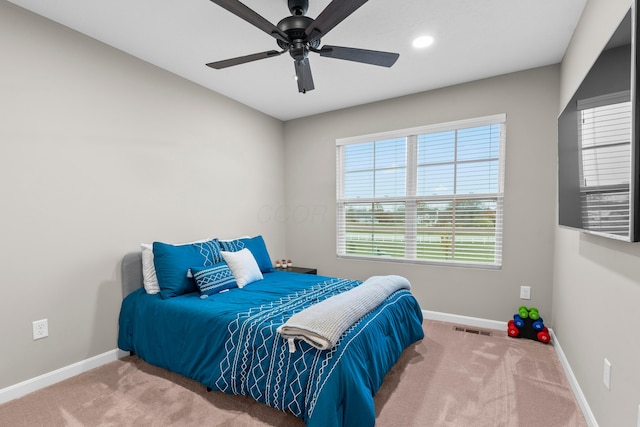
[277,275,411,351]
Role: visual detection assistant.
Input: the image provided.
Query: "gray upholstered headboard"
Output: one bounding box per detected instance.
[121,252,144,298]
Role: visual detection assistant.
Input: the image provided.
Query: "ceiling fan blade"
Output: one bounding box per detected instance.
[305,0,369,43]
[206,50,283,69]
[209,0,289,43]
[294,59,315,93]
[319,45,399,67]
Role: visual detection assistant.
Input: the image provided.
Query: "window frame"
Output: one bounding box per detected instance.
[336,114,506,269]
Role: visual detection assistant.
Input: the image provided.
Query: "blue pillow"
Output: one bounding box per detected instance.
[191,263,237,296]
[219,235,273,273]
[241,235,273,273]
[153,239,223,299]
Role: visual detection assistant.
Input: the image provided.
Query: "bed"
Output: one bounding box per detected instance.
[118,243,424,427]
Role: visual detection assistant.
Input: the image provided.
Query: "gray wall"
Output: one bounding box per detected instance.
[555,0,640,426]
[283,65,559,323]
[0,1,285,389]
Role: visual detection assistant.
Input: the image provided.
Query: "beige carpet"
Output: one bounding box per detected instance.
[0,320,587,426]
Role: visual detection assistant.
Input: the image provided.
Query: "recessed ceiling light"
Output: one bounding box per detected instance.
[412,35,435,49]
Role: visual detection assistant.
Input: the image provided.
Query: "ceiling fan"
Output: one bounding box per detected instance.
[206,0,400,93]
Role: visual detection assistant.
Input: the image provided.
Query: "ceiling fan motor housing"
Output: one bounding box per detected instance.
[277,15,319,60]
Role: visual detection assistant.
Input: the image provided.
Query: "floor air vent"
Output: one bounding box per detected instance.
[453,326,492,336]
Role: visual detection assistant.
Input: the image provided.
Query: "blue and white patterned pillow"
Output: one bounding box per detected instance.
[191,263,237,296]
[219,239,245,252]
[153,238,223,299]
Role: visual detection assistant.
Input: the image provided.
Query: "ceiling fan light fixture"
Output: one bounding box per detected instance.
[412,35,435,49]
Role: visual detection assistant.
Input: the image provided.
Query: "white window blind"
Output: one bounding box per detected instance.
[336,114,506,268]
[578,91,631,237]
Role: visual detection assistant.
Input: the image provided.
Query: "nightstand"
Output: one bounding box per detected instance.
[275,266,317,275]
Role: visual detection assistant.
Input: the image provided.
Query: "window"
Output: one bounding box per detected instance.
[336,114,506,268]
[577,92,631,237]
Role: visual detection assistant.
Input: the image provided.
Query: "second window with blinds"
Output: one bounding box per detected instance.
[336,114,506,268]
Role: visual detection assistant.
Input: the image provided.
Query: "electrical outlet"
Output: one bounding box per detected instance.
[520,286,531,300]
[603,358,612,390]
[32,319,48,340]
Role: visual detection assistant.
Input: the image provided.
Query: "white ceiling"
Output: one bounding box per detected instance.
[8,0,587,121]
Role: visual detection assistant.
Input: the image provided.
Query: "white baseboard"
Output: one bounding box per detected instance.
[548,329,599,427]
[423,310,597,427]
[0,348,129,405]
[422,309,507,331]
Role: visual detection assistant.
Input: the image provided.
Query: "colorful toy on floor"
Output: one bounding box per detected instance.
[507,306,550,344]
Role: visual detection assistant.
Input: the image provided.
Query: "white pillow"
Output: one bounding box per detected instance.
[221,248,263,288]
[141,243,159,294]
[140,237,212,294]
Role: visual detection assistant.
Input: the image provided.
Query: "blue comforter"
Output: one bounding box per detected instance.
[118,271,424,427]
